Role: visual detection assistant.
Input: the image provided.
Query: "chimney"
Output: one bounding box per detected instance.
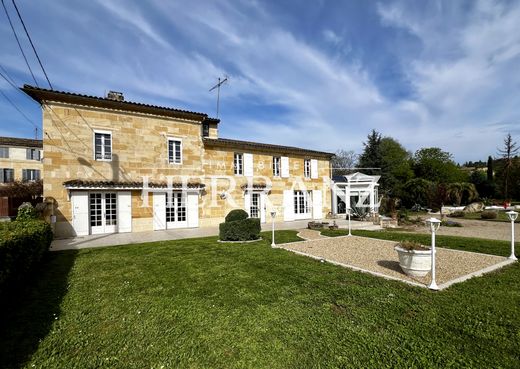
[106,91,124,101]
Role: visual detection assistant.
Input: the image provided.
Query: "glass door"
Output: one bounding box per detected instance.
[166,192,188,229]
[89,192,117,234]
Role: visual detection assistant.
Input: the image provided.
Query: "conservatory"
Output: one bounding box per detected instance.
[331,172,380,216]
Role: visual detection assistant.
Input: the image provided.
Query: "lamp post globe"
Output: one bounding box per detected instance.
[426,217,441,290]
[506,211,518,261]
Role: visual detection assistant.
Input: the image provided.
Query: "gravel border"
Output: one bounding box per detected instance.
[276,235,512,290]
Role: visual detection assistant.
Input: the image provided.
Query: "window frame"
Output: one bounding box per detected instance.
[26,148,40,161]
[273,156,281,177]
[294,190,311,215]
[93,130,113,161]
[167,137,183,165]
[0,147,9,159]
[234,153,244,176]
[23,169,40,182]
[304,159,311,178]
[1,168,14,183]
[202,122,210,138]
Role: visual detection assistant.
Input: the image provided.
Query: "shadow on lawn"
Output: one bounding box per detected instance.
[0,250,78,369]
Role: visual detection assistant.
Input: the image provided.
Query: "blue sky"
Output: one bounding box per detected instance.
[1,0,519,163]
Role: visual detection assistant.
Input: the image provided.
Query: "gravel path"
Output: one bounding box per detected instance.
[280,236,508,287]
[297,229,326,240]
[407,217,519,241]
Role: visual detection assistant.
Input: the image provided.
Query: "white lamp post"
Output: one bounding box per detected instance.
[506,211,518,261]
[426,217,441,290]
[346,207,352,236]
[270,210,277,247]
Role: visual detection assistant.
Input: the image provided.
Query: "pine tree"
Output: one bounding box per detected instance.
[497,133,519,199]
[358,130,382,176]
[487,156,493,181]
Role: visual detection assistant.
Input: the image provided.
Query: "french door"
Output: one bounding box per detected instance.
[166,192,187,229]
[90,192,117,234]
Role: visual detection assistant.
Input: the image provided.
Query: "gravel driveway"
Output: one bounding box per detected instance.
[280,235,510,289]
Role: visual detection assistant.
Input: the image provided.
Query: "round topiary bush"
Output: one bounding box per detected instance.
[481,210,498,219]
[225,209,248,223]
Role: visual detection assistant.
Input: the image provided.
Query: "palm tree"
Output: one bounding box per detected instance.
[461,182,479,205]
[447,183,463,206]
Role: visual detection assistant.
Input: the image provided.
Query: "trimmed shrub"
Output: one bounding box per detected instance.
[0,220,53,297]
[225,209,249,223]
[219,218,261,241]
[450,211,465,218]
[16,202,38,222]
[442,220,463,227]
[481,210,498,219]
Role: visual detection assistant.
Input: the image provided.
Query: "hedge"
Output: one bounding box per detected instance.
[225,209,249,223]
[219,218,261,241]
[0,220,53,297]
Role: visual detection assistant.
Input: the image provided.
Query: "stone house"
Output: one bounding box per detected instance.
[0,136,43,216]
[22,85,334,238]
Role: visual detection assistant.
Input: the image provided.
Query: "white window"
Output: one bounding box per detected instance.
[304,159,311,178]
[94,131,112,161]
[22,169,40,181]
[26,148,40,161]
[1,168,14,183]
[0,147,9,158]
[273,156,281,177]
[168,138,182,164]
[294,190,311,215]
[250,193,260,218]
[234,153,243,175]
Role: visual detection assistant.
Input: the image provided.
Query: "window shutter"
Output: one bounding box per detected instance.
[35,170,41,180]
[281,156,289,178]
[22,169,27,181]
[0,169,4,183]
[312,190,323,219]
[311,159,318,179]
[153,192,166,230]
[26,149,31,160]
[187,192,199,228]
[244,192,251,217]
[283,190,295,221]
[244,153,253,177]
[117,192,132,233]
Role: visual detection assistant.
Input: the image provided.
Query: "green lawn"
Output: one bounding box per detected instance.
[1,230,519,368]
[321,229,519,257]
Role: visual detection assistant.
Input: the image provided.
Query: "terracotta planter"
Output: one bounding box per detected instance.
[394,245,431,277]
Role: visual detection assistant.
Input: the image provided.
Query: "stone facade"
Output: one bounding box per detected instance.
[0,142,42,182]
[26,86,334,238]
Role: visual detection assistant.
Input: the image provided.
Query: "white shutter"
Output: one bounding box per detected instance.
[244,192,251,217]
[187,192,199,228]
[71,192,89,236]
[153,192,166,230]
[117,191,132,233]
[260,193,266,223]
[283,190,295,221]
[311,159,318,179]
[312,190,323,220]
[244,153,253,177]
[281,156,289,178]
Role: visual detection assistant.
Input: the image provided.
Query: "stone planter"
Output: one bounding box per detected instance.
[394,245,431,277]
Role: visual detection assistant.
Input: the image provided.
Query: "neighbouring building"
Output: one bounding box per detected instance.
[0,136,43,217]
[23,85,335,238]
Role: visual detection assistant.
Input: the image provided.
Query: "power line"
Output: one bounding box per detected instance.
[0,89,38,129]
[11,0,53,89]
[1,0,38,87]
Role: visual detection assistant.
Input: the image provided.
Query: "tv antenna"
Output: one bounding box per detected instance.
[209,75,228,118]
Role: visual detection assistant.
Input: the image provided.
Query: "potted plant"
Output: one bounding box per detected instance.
[394,241,431,277]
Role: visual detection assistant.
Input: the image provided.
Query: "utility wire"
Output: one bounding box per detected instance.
[1,0,38,87]
[11,0,53,89]
[0,88,38,128]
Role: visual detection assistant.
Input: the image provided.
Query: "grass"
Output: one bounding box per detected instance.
[453,211,520,223]
[321,229,518,257]
[1,230,519,368]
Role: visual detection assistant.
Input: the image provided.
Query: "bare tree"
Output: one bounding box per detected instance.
[497,133,519,199]
[331,150,358,176]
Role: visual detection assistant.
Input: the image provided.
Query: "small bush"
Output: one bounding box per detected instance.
[442,220,463,227]
[225,209,249,223]
[0,220,53,298]
[16,202,38,222]
[450,211,465,218]
[219,218,261,241]
[481,210,498,219]
[397,240,429,251]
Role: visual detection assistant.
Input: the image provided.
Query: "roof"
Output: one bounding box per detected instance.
[333,172,381,183]
[22,85,220,124]
[63,179,205,190]
[203,138,334,158]
[0,136,42,148]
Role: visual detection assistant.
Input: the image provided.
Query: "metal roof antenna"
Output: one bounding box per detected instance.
[209,75,228,118]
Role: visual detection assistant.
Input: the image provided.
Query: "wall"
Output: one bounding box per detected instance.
[0,147,42,181]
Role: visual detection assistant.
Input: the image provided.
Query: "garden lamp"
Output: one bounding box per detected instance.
[346,207,352,236]
[506,211,518,261]
[425,217,441,290]
[270,210,277,247]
